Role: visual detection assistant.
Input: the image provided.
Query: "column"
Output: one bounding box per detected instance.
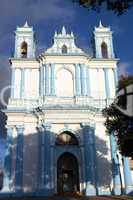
[45,64,49,95]
[37,126,44,190]
[40,65,44,97]
[51,63,55,95]
[15,126,24,192]
[110,134,121,195]
[113,67,118,87]
[80,64,86,96]
[11,68,15,99]
[20,69,25,98]
[86,67,90,96]
[2,127,13,192]
[122,156,133,194]
[43,123,53,195]
[104,68,110,98]
[82,123,96,196]
[75,64,81,96]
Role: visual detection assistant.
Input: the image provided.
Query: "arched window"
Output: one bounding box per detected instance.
[101,42,108,58]
[56,68,73,97]
[62,45,67,54]
[21,41,28,58]
[56,131,78,145]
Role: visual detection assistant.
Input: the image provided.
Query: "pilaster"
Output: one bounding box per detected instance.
[51,63,55,96]
[80,64,86,96]
[40,65,44,97]
[37,125,44,190]
[81,123,96,196]
[2,126,14,192]
[11,68,15,99]
[75,64,81,96]
[113,68,118,87]
[110,134,121,195]
[104,68,110,98]
[86,67,90,96]
[20,69,25,98]
[45,64,49,95]
[42,123,53,195]
[15,125,24,192]
[122,156,133,194]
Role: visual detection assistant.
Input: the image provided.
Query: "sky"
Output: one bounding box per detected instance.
[0,0,133,163]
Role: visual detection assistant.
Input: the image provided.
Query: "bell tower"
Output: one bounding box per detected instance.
[94,21,115,59]
[14,21,36,58]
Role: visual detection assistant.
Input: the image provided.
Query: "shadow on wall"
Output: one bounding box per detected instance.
[1,125,119,195]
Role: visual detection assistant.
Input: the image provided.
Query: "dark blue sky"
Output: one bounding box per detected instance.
[0,0,133,91]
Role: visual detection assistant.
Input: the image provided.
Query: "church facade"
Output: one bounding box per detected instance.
[1,22,133,196]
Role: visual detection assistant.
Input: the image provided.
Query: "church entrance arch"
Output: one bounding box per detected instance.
[57,152,79,194]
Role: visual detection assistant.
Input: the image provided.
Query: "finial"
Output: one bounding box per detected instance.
[54,31,57,37]
[23,21,29,28]
[62,26,66,35]
[99,20,103,28]
[71,31,74,37]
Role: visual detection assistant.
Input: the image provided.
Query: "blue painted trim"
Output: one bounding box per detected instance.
[51,64,55,95]
[15,127,24,191]
[40,66,43,96]
[86,67,90,96]
[75,64,81,96]
[3,127,13,191]
[110,134,121,195]
[43,129,52,193]
[80,64,86,96]
[11,69,15,98]
[45,64,49,95]
[37,130,43,189]
[83,125,96,196]
[113,68,118,87]
[122,156,133,194]
[104,68,110,98]
[43,64,45,96]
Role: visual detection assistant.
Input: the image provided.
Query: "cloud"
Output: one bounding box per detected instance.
[118,62,132,76]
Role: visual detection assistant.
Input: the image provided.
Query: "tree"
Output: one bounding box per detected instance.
[73,0,133,15]
[102,75,133,157]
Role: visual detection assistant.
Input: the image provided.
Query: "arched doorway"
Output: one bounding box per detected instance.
[57,152,79,194]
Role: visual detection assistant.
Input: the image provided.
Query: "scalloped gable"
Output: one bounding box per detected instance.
[45,26,85,55]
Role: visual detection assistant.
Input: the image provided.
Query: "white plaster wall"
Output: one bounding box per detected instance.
[90,68,99,99]
[108,69,115,98]
[95,122,112,192]
[30,69,39,98]
[23,124,38,192]
[14,69,21,98]
[98,68,106,99]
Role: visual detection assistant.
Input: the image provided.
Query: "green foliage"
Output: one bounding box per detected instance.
[102,75,133,156]
[73,0,133,15]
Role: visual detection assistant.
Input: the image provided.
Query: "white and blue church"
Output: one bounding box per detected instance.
[1,21,133,197]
